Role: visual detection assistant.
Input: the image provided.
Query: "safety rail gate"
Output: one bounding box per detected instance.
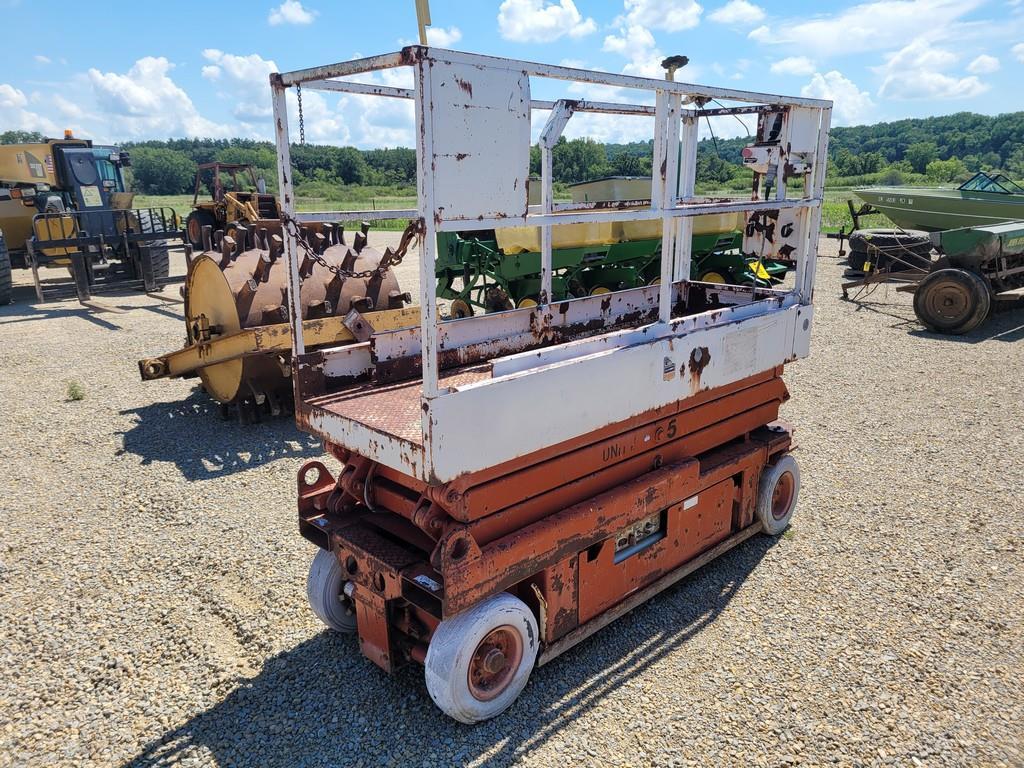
[271,46,832,484]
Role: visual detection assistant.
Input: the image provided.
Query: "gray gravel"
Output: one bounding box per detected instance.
[1,238,1022,767]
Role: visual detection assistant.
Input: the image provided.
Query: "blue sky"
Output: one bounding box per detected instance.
[2,0,1022,148]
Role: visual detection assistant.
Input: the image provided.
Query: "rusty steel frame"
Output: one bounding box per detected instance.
[270,46,831,486]
[272,48,829,700]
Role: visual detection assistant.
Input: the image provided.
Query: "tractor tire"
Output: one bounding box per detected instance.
[913,268,991,335]
[185,209,217,250]
[0,231,12,306]
[135,209,170,279]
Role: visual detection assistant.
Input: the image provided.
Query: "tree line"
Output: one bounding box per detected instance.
[3,110,1023,196]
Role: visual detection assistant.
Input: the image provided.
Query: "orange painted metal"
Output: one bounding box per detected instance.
[577,476,733,623]
[535,556,579,644]
[465,393,782,546]
[297,369,794,673]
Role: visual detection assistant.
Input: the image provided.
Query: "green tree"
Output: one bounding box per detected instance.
[551,137,610,183]
[333,147,369,185]
[129,147,197,194]
[0,130,45,145]
[610,150,644,176]
[696,153,737,185]
[925,157,967,183]
[904,141,939,173]
[1005,148,1024,180]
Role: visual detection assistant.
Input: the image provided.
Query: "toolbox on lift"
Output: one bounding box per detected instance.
[270,46,832,722]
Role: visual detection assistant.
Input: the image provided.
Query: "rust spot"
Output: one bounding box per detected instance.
[399,46,423,66]
[455,77,473,97]
[455,153,469,161]
[688,346,711,377]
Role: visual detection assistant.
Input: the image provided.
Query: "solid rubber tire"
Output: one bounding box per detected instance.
[306,548,357,633]
[756,454,800,536]
[424,593,539,724]
[913,268,991,335]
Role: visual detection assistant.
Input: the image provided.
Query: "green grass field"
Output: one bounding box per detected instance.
[134,193,420,231]
[136,186,890,236]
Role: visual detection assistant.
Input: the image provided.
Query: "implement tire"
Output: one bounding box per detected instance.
[913,268,991,334]
[0,231,11,305]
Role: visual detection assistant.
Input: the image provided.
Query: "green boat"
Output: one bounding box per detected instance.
[854,172,1024,232]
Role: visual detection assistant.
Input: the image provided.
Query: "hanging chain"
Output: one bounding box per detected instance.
[296,84,306,145]
[279,213,425,280]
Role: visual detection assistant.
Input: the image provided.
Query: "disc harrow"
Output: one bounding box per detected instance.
[139,219,412,413]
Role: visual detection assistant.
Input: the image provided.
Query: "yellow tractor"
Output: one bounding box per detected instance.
[184,163,280,250]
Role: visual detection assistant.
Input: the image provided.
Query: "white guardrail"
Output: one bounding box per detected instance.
[270,46,832,483]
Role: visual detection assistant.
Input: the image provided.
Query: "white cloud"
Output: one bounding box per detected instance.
[1014,42,1024,62]
[268,0,316,26]
[87,57,229,138]
[801,71,875,126]
[967,54,1000,74]
[748,24,770,42]
[497,0,597,43]
[620,0,703,32]
[770,56,816,76]
[876,38,989,99]
[708,0,765,25]
[426,25,462,47]
[0,83,58,134]
[602,25,656,57]
[602,24,671,80]
[34,54,51,64]
[748,0,985,57]
[202,49,278,122]
[51,93,85,120]
[194,49,417,147]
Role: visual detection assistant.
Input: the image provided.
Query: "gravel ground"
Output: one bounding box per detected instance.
[1,237,1022,767]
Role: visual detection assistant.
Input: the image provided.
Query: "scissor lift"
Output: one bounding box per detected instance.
[271,47,831,722]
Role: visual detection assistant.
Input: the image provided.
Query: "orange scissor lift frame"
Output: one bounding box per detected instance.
[271,47,832,723]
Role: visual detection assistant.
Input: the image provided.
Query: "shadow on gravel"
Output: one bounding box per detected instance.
[908,308,1024,344]
[0,297,124,330]
[123,301,185,321]
[123,535,776,768]
[119,390,321,480]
